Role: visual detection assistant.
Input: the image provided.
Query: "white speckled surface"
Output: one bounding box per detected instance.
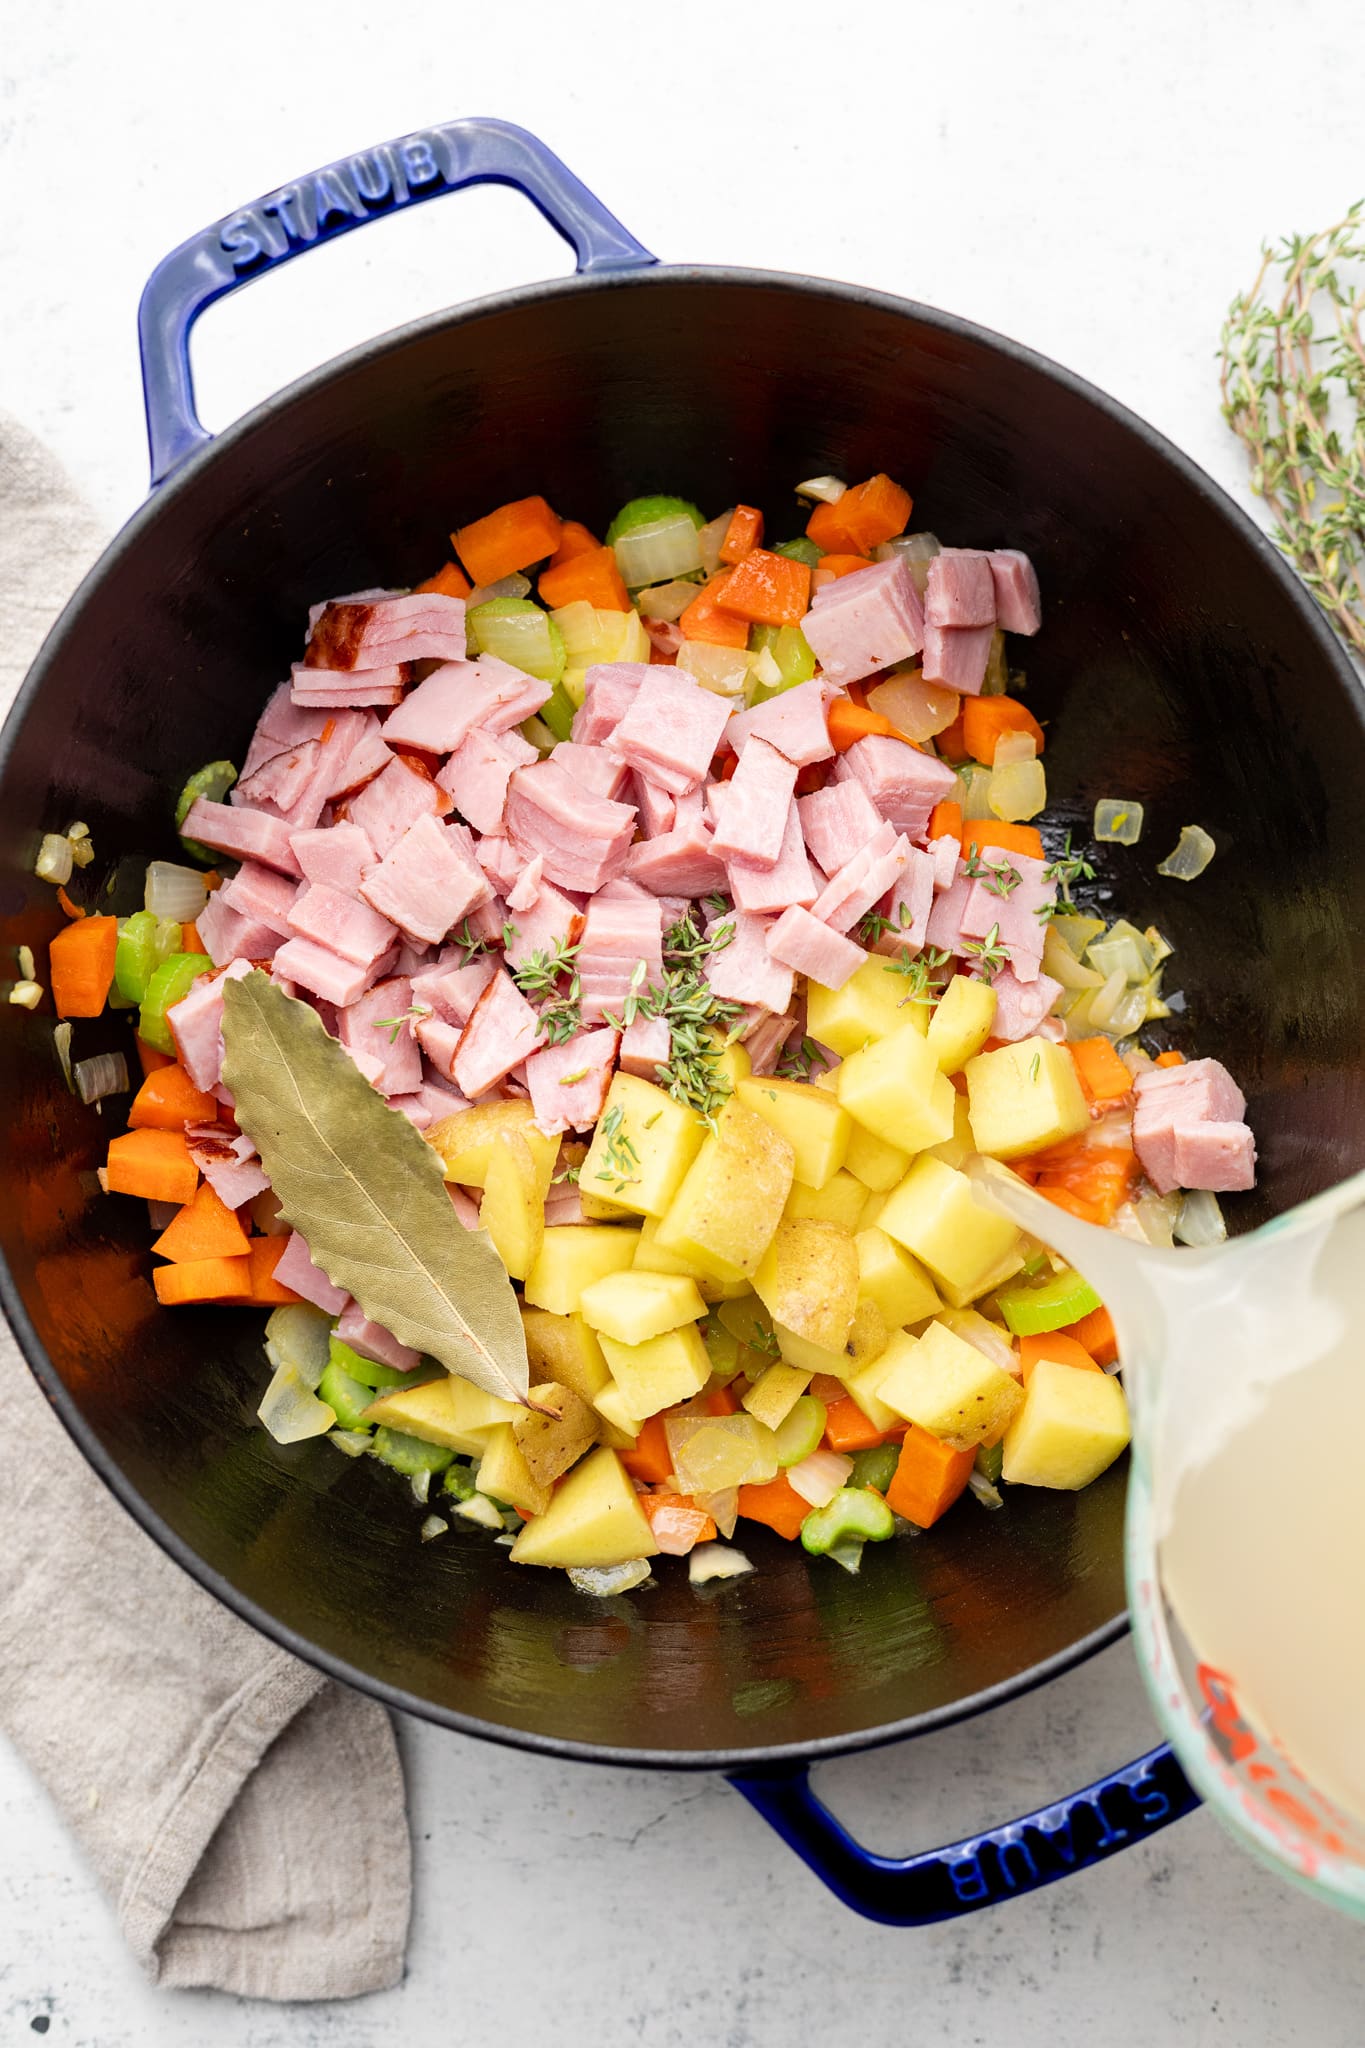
[4,2,1365,2037]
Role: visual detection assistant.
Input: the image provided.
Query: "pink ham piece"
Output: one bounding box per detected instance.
[289,664,406,709]
[181,798,302,877]
[870,845,936,954]
[709,737,798,869]
[305,592,466,670]
[959,850,1054,983]
[415,1014,462,1081]
[383,656,550,754]
[451,968,543,1098]
[287,883,397,969]
[835,736,956,838]
[741,1011,799,1076]
[185,1123,270,1208]
[504,759,637,894]
[724,679,836,767]
[632,775,676,839]
[524,1027,621,1135]
[219,860,298,934]
[922,621,995,697]
[550,742,633,803]
[703,910,793,1015]
[327,720,392,799]
[271,937,395,1008]
[727,799,818,916]
[624,812,727,898]
[576,881,663,1025]
[272,1231,348,1316]
[241,683,319,776]
[167,958,252,1091]
[926,834,959,891]
[475,832,525,898]
[604,668,731,796]
[1170,1123,1257,1192]
[990,550,1042,635]
[194,894,280,969]
[391,1077,473,1130]
[570,663,648,746]
[290,820,376,897]
[925,870,974,955]
[411,955,498,1025]
[800,555,924,686]
[503,882,583,976]
[349,755,451,858]
[810,823,911,934]
[766,907,866,991]
[506,856,543,914]
[334,1302,422,1374]
[337,976,423,1096]
[544,1182,587,1226]
[359,813,493,946]
[796,779,883,877]
[988,967,1063,1041]
[234,741,325,820]
[924,550,996,629]
[438,727,538,835]
[618,1012,671,1079]
[1133,1060,1255,1195]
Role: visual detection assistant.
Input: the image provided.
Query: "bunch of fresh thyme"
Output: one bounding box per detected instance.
[511,937,583,1047]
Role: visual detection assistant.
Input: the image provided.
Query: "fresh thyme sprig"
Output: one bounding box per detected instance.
[777,1034,823,1082]
[373,1002,431,1044]
[964,850,1023,898]
[857,900,918,946]
[449,920,490,968]
[1042,832,1096,902]
[883,944,951,1008]
[512,937,583,1047]
[961,924,1010,976]
[595,1104,641,1192]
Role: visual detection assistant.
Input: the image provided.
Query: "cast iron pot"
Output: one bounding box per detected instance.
[5,119,1363,1924]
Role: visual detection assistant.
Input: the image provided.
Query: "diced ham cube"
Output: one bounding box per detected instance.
[800,555,924,686]
[927,834,959,891]
[797,779,883,877]
[235,740,324,820]
[988,967,1063,1041]
[242,683,323,772]
[742,1010,799,1076]
[167,958,251,1091]
[475,832,526,898]
[271,937,394,1008]
[287,883,397,969]
[576,881,663,1026]
[810,824,911,934]
[1171,1122,1256,1193]
[505,759,637,893]
[438,727,538,835]
[290,820,376,898]
[337,976,423,1096]
[327,720,392,799]
[524,1027,621,1136]
[922,622,994,696]
[544,1181,587,1225]
[1135,1058,1247,1124]
[604,668,732,796]
[185,1121,270,1207]
[502,883,584,976]
[452,968,543,1098]
[385,656,550,755]
[506,856,543,913]
[289,663,407,708]
[618,1012,672,1079]
[181,798,302,877]
[333,1301,422,1373]
[960,851,1054,984]
[219,860,299,934]
[835,736,956,838]
[925,870,974,954]
[727,799,818,916]
[359,813,493,946]
[703,910,793,1015]
[390,1077,474,1130]
[765,907,867,991]
[570,663,649,746]
[924,549,996,629]
[624,815,728,897]
[194,894,281,969]
[550,742,634,802]
[724,679,836,767]
[411,955,498,1025]
[870,845,936,954]
[1133,1059,1254,1195]
[348,755,451,858]
[709,737,799,870]
[272,1231,348,1315]
[989,550,1042,636]
[305,592,466,670]
[632,774,676,839]
[415,1013,463,1081]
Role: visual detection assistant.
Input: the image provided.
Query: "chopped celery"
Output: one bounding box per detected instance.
[605,495,704,546]
[748,622,816,695]
[772,1395,828,1468]
[176,759,238,864]
[467,597,566,683]
[441,1460,479,1503]
[138,951,212,1054]
[114,911,165,1005]
[850,1442,900,1495]
[997,1268,1102,1337]
[539,682,577,743]
[550,601,650,669]
[702,1318,744,1382]
[327,1335,426,1392]
[800,1486,895,1556]
[317,1358,376,1431]
[773,537,822,568]
[371,1427,453,1478]
[974,1439,1005,1484]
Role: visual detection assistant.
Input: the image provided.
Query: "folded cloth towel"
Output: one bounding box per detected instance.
[0,413,411,2000]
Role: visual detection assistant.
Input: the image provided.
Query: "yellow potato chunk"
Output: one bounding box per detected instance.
[523,1224,640,1315]
[775,1299,889,1377]
[877,1155,1022,1300]
[510,1448,659,1568]
[925,1091,976,1171]
[580,1073,707,1218]
[1002,1356,1131,1489]
[597,1323,710,1419]
[842,1351,902,1432]
[512,1382,600,1487]
[362,1373,520,1458]
[579,1269,707,1346]
[752,1219,859,1354]
[856,1226,943,1329]
[936,1242,1028,1310]
[784,1169,868,1230]
[843,1121,913,1192]
[807,954,926,1054]
[592,1379,643,1443]
[736,1075,851,1190]
[965,1036,1090,1160]
[480,1129,545,1282]
[522,1307,612,1405]
[654,1098,795,1280]
[426,1099,556,1189]
[835,1021,956,1154]
[926,974,997,1073]
[476,1422,553,1517]
[741,1361,813,1431]
[876,1322,1024,1450]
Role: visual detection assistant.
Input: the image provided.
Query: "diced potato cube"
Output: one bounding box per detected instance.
[878,1155,1022,1299]
[926,974,997,1073]
[876,1322,1024,1450]
[580,1074,707,1218]
[856,1226,943,1328]
[784,1169,868,1230]
[843,1121,913,1192]
[512,1382,600,1486]
[426,1100,556,1189]
[579,1269,707,1346]
[1002,1356,1131,1489]
[477,1421,553,1517]
[858,1190,888,1230]
[937,1242,1028,1309]
[632,1214,709,1280]
[655,1099,794,1280]
[480,1129,545,1281]
[842,1352,902,1433]
[807,955,925,1055]
[597,1323,710,1419]
[741,1361,813,1430]
[362,1372,520,1457]
[522,1308,612,1405]
[707,1032,752,1095]
[752,1219,859,1354]
[523,1224,640,1314]
[925,1091,976,1171]
[775,1298,888,1376]
[578,1183,635,1222]
[965,1037,1090,1160]
[836,1022,956,1154]
[592,1379,643,1443]
[510,1448,659,1568]
[736,1075,851,1190]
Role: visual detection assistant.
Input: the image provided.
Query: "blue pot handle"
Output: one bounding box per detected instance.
[730,1739,1197,1925]
[137,115,656,488]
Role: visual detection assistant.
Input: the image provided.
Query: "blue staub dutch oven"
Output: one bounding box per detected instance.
[5,118,1363,1924]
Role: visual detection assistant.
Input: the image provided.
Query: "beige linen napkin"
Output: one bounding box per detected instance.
[0,414,412,2000]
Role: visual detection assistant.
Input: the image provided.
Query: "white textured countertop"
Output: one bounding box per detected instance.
[4,2,1365,2040]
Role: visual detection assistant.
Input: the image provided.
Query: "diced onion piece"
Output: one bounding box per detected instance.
[979,631,1009,696]
[688,1543,754,1585]
[453,1493,505,1530]
[1042,924,1104,990]
[258,1362,336,1443]
[1144,925,1174,965]
[825,1537,865,1574]
[868,670,960,741]
[786,1447,854,1508]
[613,514,704,588]
[697,510,734,578]
[550,601,649,666]
[1137,1192,1182,1247]
[53,1020,74,1089]
[1094,797,1145,845]
[420,1514,449,1542]
[994,731,1037,766]
[636,579,699,622]
[676,641,752,697]
[938,1308,1018,1376]
[568,1559,654,1596]
[264,1303,333,1388]
[666,1411,778,1493]
[988,753,1047,822]
[465,572,531,607]
[955,762,995,818]
[967,1471,1004,1511]
[691,1486,738,1540]
[1157,825,1215,881]
[9,981,43,1010]
[749,645,784,691]
[35,833,73,886]
[1086,921,1154,985]
[795,476,846,504]
[1087,968,1148,1037]
[519,716,558,755]
[73,1051,129,1105]
[17,946,34,981]
[410,1469,431,1506]
[144,860,208,922]
[1175,1189,1227,1246]
[328,1428,374,1458]
[67,822,95,868]
[874,531,941,597]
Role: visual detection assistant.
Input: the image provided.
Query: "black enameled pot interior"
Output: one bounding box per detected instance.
[3,270,1362,1768]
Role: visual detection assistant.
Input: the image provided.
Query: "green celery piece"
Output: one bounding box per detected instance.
[176,759,238,865]
[371,1428,453,1477]
[138,951,212,1055]
[996,1268,1103,1337]
[850,1442,900,1495]
[317,1358,376,1432]
[801,1486,895,1555]
[327,1335,427,1392]
[539,681,577,743]
[773,536,823,568]
[605,495,704,546]
[748,620,817,705]
[773,1394,827,1468]
[114,910,162,1005]
[701,1319,743,1382]
[441,1460,479,1503]
[467,597,566,683]
[974,1439,1005,1485]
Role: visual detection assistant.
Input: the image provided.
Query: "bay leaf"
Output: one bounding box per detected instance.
[221,970,527,1402]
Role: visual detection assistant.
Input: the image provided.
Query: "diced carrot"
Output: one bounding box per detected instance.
[1069,1036,1134,1104]
[538,544,630,613]
[1029,1139,1138,1226]
[961,695,1046,765]
[678,572,750,649]
[1039,1187,1108,1225]
[715,548,811,628]
[936,710,968,761]
[928,798,963,843]
[806,474,913,555]
[415,560,472,598]
[640,1492,717,1554]
[827,699,911,751]
[719,504,764,565]
[243,1236,303,1304]
[823,1396,889,1455]
[452,495,562,587]
[737,1473,809,1541]
[153,1180,252,1263]
[620,1411,673,1483]
[181,921,204,953]
[1154,1050,1185,1068]
[958,819,1045,860]
[56,885,85,920]
[704,1383,740,1416]
[49,914,118,1019]
[811,552,875,592]
[885,1425,975,1528]
[809,1372,850,1405]
[105,1128,199,1204]
[1018,1333,1101,1386]
[134,1035,175,1079]
[717,751,739,782]
[545,518,602,568]
[153,1256,254,1306]
[1060,1303,1118,1367]
[129,1063,219,1131]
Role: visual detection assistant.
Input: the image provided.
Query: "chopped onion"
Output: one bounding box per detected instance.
[1042,924,1104,990]
[9,981,43,1010]
[264,1303,333,1388]
[979,630,1009,696]
[612,515,704,589]
[697,510,733,578]
[328,1428,373,1458]
[35,833,73,886]
[519,715,558,755]
[688,1543,754,1585]
[409,1469,431,1506]
[144,861,208,922]
[17,945,35,982]
[967,1471,1005,1511]
[1144,925,1174,965]
[67,822,95,868]
[453,1493,505,1530]
[1157,824,1215,881]
[1094,797,1144,845]
[988,752,1047,822]
[465,572,531,607]
[994,730,1037,767]
[795,475,846,504]
[874,531,941,597]
[636,579,698,622]
[938,1308,1018,1376]
[955,762,994,818]
[568,1559,653,1596]
[420,1514,449,1542]
[74,1051,129,1105]
[867,670,960,741]
[53,1020,74,1091]
[1088,969,1147,1037]
[676,640,751,697]
[1086,920,1154,984]
[1175,1189,1227,1246]
[749,645,784,691]
[666,1411,777,1493]
[1137,1192,1182,1247]
[691,1486,738,1539]
[258,1362,336,1443]
[786,1447,854,1508]
[825,1538,865,1574]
